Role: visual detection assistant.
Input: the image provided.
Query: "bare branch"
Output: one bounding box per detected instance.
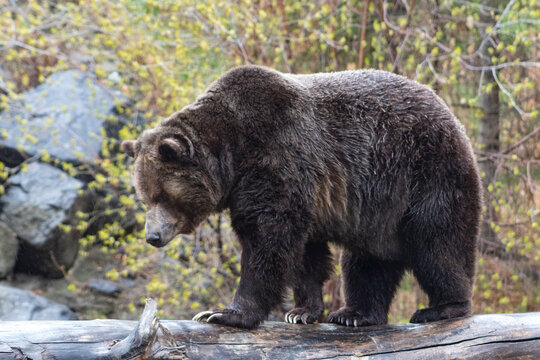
[501,125,540,156]
[496,19,540,29]
[3,39,68,61]
[491,68,531,118]
[424,55,447,83]
[357,0,369,69]
[453,0,501,13]
[478,125,540,162]
[497,0,519,27]
[381,0,452,53]
[477,69,485,98]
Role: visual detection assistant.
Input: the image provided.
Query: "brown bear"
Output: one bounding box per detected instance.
[122,65,481,329]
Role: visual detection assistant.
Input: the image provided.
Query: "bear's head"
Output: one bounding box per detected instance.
[122,124,221,248]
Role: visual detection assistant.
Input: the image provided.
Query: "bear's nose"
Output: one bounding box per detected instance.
[146,232,161,246]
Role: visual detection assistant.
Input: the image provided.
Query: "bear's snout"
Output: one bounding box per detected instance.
[146,232,165,247]
[144,205,180,247]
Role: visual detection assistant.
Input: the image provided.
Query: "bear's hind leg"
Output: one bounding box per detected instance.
[408,241,475,323]
[329,251,404,327]
[409,261,473,323]
[406,198,478,323]
[285,241,332,324]
[406,155,480,323]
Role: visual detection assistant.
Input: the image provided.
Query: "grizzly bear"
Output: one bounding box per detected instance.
[122,65,481,329]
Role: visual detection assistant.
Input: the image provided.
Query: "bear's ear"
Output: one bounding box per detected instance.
[158,134,197,166]
[122,140,137,158]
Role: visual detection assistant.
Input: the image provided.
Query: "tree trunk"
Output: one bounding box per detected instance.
[0,299,539,359]
[478,4,501,253]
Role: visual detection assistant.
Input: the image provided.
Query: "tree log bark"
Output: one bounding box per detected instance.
[0,299,539,359]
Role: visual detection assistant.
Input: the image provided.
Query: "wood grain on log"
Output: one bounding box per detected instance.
[0,299,539,359]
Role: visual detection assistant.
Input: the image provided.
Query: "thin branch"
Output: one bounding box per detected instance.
[501,125,540,155]
[392,31,410,73]
[391,0,414,73]
[526,161,534,196]
[477,69,485,98]
[3,40,68,61]
[381,0,452,53]
[477,125,540,162]
[425,55,447,83]
[496,0,519,27]
[453,0,501,13]
[357,0,369,68]
[462,0,516,61]
[461,61,540,71]
[491,68,531,118]
[496,19,540,29]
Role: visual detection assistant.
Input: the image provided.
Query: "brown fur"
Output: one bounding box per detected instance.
[123,65,481,329]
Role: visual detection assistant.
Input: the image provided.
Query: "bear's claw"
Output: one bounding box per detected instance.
[284,307,320,324]
[328,307,384,327]
[192,310,214,322]
[193,308,261,329]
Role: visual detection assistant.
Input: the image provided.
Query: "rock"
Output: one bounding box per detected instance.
[0,284,76,320]
[0,70,125,165]
[87,279,122,297]
[0,162,85,278]
[0,222,18,278]
[120,278,136,287]
[0,101,30,166]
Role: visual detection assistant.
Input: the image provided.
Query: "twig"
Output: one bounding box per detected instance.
[4,40,68,61]
[501,125,540,156]
[496,19,540,29]
[358,0,369,69]
[491,68,531,118]
[526,161,534,195]
[425,55,446,83]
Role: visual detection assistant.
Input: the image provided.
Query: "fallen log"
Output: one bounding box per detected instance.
[0,299,539,359]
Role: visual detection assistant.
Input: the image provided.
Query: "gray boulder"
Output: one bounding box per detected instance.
[0,285,76,320]
[0,162,84,278]
[87,279,123,297]
[0,222,18,278]
[0,70,123,165]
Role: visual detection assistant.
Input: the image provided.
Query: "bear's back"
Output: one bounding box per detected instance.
[291,69,451,124]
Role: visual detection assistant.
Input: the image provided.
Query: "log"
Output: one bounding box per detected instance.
[0,299,539,359]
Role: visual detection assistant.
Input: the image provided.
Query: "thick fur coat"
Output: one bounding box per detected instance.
[123,65,481,329]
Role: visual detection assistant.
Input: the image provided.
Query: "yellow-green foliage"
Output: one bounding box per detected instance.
[1,0,539,319]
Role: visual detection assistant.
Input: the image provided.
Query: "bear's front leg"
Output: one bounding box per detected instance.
[193,233,302,328]
[193,243,287,328]
[193,169,312,328]
[194,204,308,328]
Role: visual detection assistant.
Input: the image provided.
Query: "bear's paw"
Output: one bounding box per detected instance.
[193,308,262,329]
[410,301,470,323]
[284,307,322,324]
[328,307,385,327]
